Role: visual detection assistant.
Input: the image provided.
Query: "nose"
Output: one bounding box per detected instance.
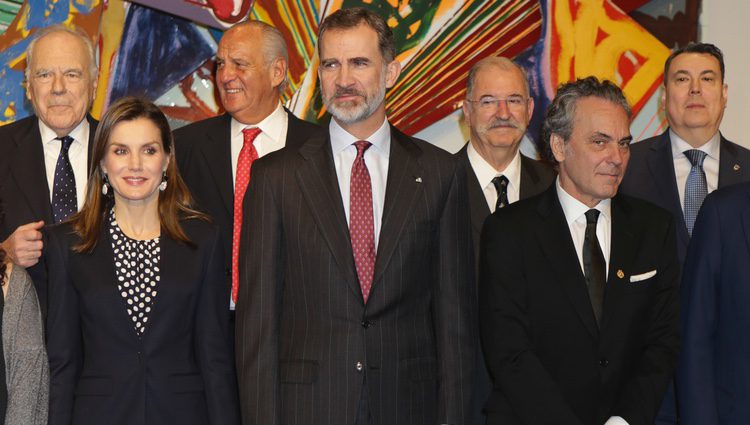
[689,78,701,95]
[494,99,511,119]
[218,64,235,84]
[128,152,143,171]
[335,64,354,88]
[51,72,66,95]
[607,143,627,166]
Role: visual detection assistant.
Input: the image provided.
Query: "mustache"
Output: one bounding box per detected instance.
[333,87,365,99]
[488,119,519,130]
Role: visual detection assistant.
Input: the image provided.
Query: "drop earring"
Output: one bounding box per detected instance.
[101,173,110,195]
[159,171,167,191]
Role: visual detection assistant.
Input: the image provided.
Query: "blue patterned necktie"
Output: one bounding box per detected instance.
[52,136,78,223]
[683,149,708,236]
[491,175,509,211]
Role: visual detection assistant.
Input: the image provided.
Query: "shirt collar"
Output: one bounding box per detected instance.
[230,102,286,142]
[556,177,612,225]
[39,117,89,146]
[329,116,391,157]
[669,128,721,160]
[466,142,522,191]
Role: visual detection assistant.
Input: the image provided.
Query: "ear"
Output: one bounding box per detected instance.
[100,162,108,175]
[526,96,535,119]
[550,133,567,163]
[722,82,728,107]
[384,59,401,89]
[163,154,170,172]
[462,100,471,123]
[270,57,287,89]
[660,84,667,110]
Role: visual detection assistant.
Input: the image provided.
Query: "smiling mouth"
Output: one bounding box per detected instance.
[223,88,243,94]
[123,177,148,185]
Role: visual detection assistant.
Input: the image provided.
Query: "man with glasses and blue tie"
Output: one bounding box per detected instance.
[0,24,98,315]
[456,56,555,425]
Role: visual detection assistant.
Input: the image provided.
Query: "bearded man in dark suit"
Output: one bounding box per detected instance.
[235,7,474,425]
[479,77,679,425]
[174,20,323,315]
[0,24,99,314]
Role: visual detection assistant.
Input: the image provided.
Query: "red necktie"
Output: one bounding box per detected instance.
[350,140,376,303]
[231,127,261,304]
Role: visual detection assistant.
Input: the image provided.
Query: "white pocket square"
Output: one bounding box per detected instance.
[629,270,656,282]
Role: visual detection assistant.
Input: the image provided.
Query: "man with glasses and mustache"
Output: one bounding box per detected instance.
[457,57,555,425]
[0,24,98,315]
[235,7,474,425]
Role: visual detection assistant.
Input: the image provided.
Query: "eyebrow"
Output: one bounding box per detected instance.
[591,132,632,143]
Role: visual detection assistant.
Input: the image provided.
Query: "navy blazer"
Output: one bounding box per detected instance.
[46,218,240,425]
[0,115,97,315]
[678,182,750,425]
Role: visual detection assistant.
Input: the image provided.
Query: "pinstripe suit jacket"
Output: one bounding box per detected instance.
[236,125,475,425]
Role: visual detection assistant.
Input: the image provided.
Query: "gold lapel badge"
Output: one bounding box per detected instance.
[617,269,625,279]
[734,164,741,171]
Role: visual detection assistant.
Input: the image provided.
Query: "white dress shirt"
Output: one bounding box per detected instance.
[670,129,720,212]
[466,142,521,211]
[230,102,289,188]
[40,119,90,211]
[330,117,390,250]
[556,179,629,425]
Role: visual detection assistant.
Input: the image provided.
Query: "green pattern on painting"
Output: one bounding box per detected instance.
[0,0,23,34]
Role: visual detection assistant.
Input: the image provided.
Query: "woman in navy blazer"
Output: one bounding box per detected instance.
[46,97,240,425]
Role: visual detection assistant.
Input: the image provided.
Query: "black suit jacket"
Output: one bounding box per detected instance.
[46,219,240,425]
[0,115,97,314]
[479,187,679,425]
[620,131,750,266]
[173,111,324,280]
[456,143,555,425]
[235,126,475,425]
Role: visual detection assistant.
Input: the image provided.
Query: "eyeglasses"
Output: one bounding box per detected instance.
[466,96,528,111]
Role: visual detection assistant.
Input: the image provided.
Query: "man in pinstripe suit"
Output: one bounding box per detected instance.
[235,7,475,425]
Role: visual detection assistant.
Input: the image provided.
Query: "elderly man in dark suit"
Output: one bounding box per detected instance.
[235,7,474,425]
[479,77,679,425]
[619,42,750,424]
[174,20,322,313]
[0,24,98,314]
[457,56,555,425]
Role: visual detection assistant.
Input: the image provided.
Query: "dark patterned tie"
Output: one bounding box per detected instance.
[52,136,77,223]
[684,149,708,236]
[491,175,509,211]
[350,140,375,303]
[583,209,606,327]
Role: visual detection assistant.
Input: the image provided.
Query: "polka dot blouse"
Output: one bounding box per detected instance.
[108,209,160,335]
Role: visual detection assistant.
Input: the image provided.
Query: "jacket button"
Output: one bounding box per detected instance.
[356,362,363,372]
[599,358,609,367]
[361,320,372,328]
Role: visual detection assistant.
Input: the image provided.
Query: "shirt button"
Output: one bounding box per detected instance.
[599,358,609,367]
[356,362,363,372]
[361,320,372,328]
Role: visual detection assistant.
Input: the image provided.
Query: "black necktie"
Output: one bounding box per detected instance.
[491,175,509,211]
[52,136,78,223]
[583,209,606,327]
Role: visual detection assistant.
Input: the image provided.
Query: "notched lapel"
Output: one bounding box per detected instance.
[649,133,689,244]
[198,117,234,216]
[10,119,53,222]
[372,131,424,285]
[295,135,361,299]
[719,136,746,188]
[741,192,750,256]
[601,197,637,330]
[536,190,599,338]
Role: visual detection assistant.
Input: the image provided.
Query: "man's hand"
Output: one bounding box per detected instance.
[1,221,45,267]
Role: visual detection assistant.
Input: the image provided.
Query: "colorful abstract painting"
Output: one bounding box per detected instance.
[0,0,700,154]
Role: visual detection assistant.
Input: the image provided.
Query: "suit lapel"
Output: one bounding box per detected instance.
[9,117,53,223]
[718,135,747,188]
[519,155,548,199]
[742,191,750,255]
[197,115,234,216]
[601,195,637,330]
[648,132,689,246]
[457,145,491,242]
[535,188,599,338]
[295,134,361,298]
[372,128,424,285]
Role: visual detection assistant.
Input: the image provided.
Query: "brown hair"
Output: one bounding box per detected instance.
[71,97,207,253]
[317,7,396,63]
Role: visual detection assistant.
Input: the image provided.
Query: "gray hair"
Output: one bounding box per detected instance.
[227,20,290,90]
[25,24,98,82]
[542,76,631,162]
[318,8,396,63]
[466,56,530,99]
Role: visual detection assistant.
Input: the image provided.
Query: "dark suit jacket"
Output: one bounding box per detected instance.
[620,131,750,267]
[677,182,750,425]
[0,115,97,315]
[46,218,240,425]
[173,111,324,280]
[235,126,475,425]
[479,187,679,425]
[456,143,555,425]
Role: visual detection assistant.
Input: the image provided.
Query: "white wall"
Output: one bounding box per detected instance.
[701,1,750,147]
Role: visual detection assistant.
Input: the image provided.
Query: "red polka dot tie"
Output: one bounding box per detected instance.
[350,140,375,303]
[231,127,261,304]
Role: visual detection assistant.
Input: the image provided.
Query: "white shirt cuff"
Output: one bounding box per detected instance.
[604,416,629,425]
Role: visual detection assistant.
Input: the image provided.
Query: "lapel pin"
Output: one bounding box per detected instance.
[415,177,423,183]
[617,269,625,279]
[734,164,741,171]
